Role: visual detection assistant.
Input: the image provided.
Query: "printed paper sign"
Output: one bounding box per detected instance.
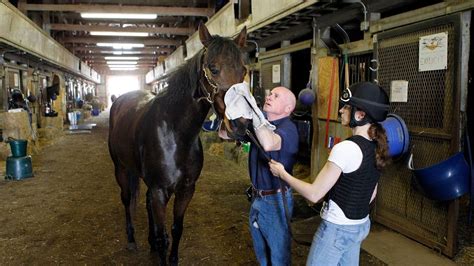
[419,32,448,72]
[272,64,280,83]
[390,80,409,102]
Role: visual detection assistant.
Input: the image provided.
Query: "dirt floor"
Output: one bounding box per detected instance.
[0,111,469,265]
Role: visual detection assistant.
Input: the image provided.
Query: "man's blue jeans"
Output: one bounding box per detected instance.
[249,189,293,266]
[306,218,371,266]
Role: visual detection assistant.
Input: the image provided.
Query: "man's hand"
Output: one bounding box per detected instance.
[224,82,275,131]
[224,82,254,120]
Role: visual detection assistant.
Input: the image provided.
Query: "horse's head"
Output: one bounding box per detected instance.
[198,23,251,140]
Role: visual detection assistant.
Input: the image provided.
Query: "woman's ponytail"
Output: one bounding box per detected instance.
[368,123,390,169]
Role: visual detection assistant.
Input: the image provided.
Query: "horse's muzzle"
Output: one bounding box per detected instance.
[228,118,251,141]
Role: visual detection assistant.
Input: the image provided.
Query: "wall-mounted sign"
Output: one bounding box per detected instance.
[419,32,448,72]
[13,72,19,87]
[390,80,409,102]
[272,64,280,83]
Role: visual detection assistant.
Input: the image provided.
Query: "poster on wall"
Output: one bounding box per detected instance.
[390,80,409,102]
[272,64,280,83]
[419,32,448,72]
[13,73,19,87]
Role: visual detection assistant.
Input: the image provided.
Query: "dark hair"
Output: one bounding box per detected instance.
[368,122,390,169]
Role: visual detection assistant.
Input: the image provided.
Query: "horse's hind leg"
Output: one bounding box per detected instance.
[169,184,196,265]
[115,166,140,250]
[146,187,171,265]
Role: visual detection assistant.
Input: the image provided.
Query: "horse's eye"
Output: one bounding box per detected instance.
[208,64,219,75]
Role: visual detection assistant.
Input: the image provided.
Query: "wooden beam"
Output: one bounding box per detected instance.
[314,0,418,29]
[58,36,181,46]
[255,23,312,48]
[22,4,214,17]
[49,24,195,36]
[71,46,173,54]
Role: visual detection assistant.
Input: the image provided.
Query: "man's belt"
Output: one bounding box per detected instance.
[252,186,288,197]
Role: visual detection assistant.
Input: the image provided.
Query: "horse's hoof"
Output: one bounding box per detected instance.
[126,242,138,251]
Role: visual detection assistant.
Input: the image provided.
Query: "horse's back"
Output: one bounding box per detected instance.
[110,90,154,128]
[108,90,155,169]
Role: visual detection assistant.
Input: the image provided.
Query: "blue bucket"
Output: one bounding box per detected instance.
[381,114,410,158]
[91,108,100,116]
[202,119,219,132]
[409,152,470,201]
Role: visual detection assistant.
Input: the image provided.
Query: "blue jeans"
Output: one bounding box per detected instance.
[249,189,293,266]
[306,219,371,266]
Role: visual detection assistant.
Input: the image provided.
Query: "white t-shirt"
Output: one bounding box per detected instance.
[320,140,369,225]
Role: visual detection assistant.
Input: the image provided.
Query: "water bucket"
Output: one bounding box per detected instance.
[8,139,28,157]
[381,114,410,158]
[68,112,77,125]
[408,152,469,201]
[202,119,220,132]
[91,108,100,116]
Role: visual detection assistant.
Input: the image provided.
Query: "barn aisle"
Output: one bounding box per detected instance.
[0,111,314,265]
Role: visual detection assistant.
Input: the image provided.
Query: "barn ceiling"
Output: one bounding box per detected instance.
[11,0,441,75]
[17,0,217,73]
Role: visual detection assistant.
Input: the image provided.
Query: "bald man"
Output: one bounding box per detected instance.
[248,86,299,265]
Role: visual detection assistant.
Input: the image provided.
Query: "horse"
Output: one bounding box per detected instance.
[108,23,248,265]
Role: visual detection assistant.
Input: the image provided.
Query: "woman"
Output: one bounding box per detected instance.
[269,82,390,266]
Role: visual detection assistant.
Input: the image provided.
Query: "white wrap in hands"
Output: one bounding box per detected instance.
[224,82,275,130]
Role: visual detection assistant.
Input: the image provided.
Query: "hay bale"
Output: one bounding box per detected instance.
[1,111,31,140]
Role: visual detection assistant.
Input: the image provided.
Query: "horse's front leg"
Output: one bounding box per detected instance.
[146,187,171,265]
[169,184,196,265]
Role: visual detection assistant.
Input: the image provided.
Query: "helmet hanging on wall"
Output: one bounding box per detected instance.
[340,82,390,128]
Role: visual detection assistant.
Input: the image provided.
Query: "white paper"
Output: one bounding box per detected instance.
[390,80,409,102]
[419,32,448,72]
[13,73,19,87]
[272,64,280,83]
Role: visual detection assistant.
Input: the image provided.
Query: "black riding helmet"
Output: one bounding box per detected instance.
[340,82,390,128]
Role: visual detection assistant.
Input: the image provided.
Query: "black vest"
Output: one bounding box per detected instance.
[328,135,380,219]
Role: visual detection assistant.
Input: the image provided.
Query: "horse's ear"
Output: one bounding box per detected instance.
[234,26,247,48]
[199,22,212,48]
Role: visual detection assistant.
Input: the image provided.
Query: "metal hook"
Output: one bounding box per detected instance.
[369,59,378,72]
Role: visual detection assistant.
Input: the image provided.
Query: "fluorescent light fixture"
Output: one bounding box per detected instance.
[109,67,138,71]
[90,31,148,37]
[105,56,140,60]
[108,64,138,67]
[97,43,144,49]
[107,61,138,65]
[81,13,157,19]
[107,51,142,55]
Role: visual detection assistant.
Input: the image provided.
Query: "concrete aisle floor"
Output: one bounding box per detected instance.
[362,224,456,266]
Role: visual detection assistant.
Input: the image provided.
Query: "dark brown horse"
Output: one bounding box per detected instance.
[108,23,248,265]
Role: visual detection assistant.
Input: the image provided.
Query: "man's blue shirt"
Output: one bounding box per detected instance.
[248,116,299,190]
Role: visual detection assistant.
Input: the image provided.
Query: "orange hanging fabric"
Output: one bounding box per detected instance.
[325,58,337,148]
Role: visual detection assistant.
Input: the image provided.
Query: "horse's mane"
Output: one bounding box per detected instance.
[165,34,243,102]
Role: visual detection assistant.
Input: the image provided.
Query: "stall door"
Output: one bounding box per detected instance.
[374,13,466,257]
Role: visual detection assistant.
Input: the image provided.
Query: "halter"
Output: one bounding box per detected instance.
[197,49,219,104]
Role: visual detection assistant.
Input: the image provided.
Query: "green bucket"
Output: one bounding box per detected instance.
[8,139,28,157]
[242,142,250,153]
